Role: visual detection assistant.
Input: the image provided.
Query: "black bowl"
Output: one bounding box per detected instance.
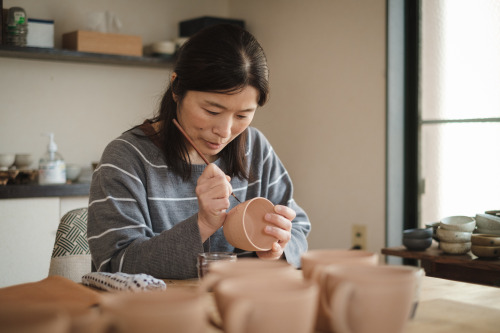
[403,237,432,251]
[403,227,433,239]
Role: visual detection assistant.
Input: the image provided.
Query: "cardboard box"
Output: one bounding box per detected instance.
[62,30,142,56]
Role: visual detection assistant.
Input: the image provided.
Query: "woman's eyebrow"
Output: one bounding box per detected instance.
[204,100,256,112]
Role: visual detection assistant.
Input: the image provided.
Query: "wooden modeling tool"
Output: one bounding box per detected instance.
[173,118,241,203]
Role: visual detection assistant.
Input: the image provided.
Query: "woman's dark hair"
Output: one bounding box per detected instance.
[150,23,269,180]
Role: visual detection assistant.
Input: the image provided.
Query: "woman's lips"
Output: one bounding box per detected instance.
[203,140,224,150]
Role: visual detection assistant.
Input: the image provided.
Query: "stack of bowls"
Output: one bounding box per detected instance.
[402,228,433,251]
[471,234,500,258]
[475,213,500,236]
[437,216,476,254]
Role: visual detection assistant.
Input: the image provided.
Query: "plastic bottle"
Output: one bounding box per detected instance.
[38,133,66,185]
[6,7,28,46]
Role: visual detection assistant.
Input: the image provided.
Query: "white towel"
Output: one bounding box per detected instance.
[82,272,166,292]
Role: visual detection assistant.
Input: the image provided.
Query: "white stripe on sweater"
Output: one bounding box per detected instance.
[263,147,273,164]
[148,196,198,201]
[115,138,169,169]
[268,171,289,187]
[88,225,147,241]
[97,258,111,272]
[88,196,137,207]
[96,164,143,184]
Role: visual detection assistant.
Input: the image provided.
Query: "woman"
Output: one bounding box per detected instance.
[88,24,311,279]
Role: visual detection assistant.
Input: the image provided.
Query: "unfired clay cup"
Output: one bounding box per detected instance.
[301,249,379,331]
[223,197,277,251]
[100,289,206,333]
[301,249,379,280]
[199,258,296,291]
[319,265,417,333]
[213,275,319,333]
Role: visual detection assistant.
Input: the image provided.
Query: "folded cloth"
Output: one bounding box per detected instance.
[82,272,167,292]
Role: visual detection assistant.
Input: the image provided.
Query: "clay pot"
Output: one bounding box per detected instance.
[199,258,296,291]
[301,249,378,331]
[100,289,206,333]
[223,197,277,251]
[301,249,379,280]
[213,275,318,333]
[319,265,417,333]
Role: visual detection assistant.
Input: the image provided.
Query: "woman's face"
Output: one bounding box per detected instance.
[176,85,259,163]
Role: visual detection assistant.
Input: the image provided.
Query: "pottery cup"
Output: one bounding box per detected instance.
[301,249,379,331]
[318,265,417,333]
[223,197,277,251]
[301,249,379,280]
[199,257,296,291]
[213,275,318,333]
[100,289,206,333]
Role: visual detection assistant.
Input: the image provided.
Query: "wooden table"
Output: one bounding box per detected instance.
[1,272,500,332]
[382,243,500,287]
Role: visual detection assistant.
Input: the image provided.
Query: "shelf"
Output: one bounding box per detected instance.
[0,45,174,68]
[0,183,90,199]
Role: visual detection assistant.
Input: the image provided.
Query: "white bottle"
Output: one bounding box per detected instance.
[38,133,66,185]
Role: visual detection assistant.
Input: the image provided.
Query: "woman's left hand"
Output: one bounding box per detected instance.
[256,205,295,260]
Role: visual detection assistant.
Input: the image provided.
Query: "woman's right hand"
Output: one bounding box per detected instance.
[196,163,232,241]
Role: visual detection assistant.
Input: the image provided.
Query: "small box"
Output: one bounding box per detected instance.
[62,30,142,56]
[27,18,54,48]
[179,16,245,37]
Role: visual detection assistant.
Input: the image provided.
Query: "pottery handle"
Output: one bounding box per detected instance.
[329,281,355,333]
[224,299,253,333]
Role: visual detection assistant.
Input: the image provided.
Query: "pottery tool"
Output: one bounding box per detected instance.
[173,118,241,203]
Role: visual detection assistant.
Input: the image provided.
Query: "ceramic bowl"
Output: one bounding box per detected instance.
[440,241,471,254]
[436,227,471,243]
[485,210,500,217]
[403,237,432,251]
[475,228,500,236]
[66,164,82,182]
[440,216,476,232]
[403,228,433,239]
[0,154,15,170]
[14,154,33,169]
[471,234,500,246]
[475,213,500,230]
[425,222,440,241]
[470,245,500,258]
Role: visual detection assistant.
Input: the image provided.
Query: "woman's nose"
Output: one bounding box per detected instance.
[213,117,232,138]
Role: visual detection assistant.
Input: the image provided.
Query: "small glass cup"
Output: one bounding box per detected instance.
[197,252,237,279]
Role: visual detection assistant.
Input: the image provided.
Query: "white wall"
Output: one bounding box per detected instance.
[1,0,387,252]
[229,0,387,251]
[0,0,229,169]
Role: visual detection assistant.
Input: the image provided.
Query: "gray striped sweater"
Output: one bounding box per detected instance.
[87,126,311,279]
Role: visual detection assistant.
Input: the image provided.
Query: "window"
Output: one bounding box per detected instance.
[419,0,500,225]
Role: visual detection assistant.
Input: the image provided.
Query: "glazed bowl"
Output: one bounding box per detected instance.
[470,245,500,258]
[0,154,15,170]
[14,154,33,169]
[475,213,500,230]
[403,228,433,239]
[440,241,471,254]
[66,164,82,182]
[440,216,476,232]
[475,228,500,236]
[471,234,500,246]
[436,228,471,243]
[403,237,432,251]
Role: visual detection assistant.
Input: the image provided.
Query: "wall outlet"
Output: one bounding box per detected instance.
[352,225,367,250]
